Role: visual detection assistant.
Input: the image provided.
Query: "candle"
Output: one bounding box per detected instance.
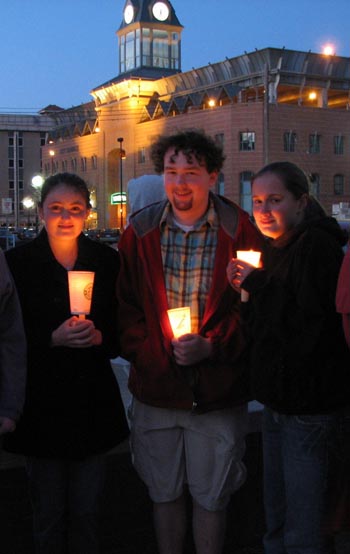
[236,250,261,302]
[68,271,95,319]
[167,307,191,338]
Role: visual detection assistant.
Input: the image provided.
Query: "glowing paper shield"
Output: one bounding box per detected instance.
[167,307,191,338]
[68,271,95,318]
[236,250,261,302]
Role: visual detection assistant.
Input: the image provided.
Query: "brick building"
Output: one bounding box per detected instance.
[35,0,350,228]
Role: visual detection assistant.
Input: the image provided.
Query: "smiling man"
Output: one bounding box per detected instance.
[117,130,263,554]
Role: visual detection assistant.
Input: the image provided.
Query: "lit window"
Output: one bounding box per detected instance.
[240,132,255,151]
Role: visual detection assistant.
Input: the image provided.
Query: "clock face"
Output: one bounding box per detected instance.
[124,4,134,24]
[152,2,169,21]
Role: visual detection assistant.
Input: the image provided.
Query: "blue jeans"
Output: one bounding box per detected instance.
[262,407,340,554]
[26,455,106,554]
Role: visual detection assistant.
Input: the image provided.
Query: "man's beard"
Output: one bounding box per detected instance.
[173,196,193,211]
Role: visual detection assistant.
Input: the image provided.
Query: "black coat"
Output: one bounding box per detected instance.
[4,230,129,459]
[243,216,350,414]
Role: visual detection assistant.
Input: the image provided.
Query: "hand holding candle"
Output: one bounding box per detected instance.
[235,250,261,302]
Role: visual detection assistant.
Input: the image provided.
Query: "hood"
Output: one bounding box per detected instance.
[272,215,348,249]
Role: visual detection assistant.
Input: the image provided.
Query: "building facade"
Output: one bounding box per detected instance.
[27,1,350,228]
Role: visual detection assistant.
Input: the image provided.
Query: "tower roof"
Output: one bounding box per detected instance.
[119,0,183,30]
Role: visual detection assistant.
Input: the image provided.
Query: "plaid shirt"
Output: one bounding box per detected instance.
[160,200,219,334]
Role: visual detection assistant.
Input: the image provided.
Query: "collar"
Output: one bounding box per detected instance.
[159,198,218,231]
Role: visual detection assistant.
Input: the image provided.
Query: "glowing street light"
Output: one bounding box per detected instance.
[31,174,44,234]
[32,175,44,190]
[323,44,335,56]
[23,196,35,226]
[49,149,55,174]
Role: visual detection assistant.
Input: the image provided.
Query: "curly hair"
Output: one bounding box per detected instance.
[39,172,91,208]
[150,129,225,174]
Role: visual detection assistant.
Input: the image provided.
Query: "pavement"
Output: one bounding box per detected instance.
[0,358,349,554]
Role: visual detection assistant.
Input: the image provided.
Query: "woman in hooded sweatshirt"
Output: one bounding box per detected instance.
[227,161,350,554]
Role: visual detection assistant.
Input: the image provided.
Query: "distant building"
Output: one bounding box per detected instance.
[4,0,350,229]
[0,104,94,227]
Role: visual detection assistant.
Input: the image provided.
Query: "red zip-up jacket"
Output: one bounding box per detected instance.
[118,193,264,412]
[336,244,350,348]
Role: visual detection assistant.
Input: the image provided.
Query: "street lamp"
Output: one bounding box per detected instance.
[31,174,44,234]
[23,197,34,227]
[117,137,126,231]
[49,149,55,174]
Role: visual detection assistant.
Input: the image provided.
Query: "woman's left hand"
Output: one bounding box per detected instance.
[226,258,256,290]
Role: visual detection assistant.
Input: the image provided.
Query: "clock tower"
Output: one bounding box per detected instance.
[118,0,183,78]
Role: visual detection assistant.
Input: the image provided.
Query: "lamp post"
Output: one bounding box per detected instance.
[49,149,55,174]
[23,197,34,227]
[31,174,44,235]
[117,137,126,231]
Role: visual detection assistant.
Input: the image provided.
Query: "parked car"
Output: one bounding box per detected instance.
[98,228,121,245]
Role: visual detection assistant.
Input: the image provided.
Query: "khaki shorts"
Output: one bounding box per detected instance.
[129,398,248,511]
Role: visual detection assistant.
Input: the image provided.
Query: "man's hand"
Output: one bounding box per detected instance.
[0,417,16,435]
[171,334,212,366]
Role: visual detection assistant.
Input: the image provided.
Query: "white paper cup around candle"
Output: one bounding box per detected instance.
[68,271,95,319]
[236,250,261,302]
[167,307,191,338]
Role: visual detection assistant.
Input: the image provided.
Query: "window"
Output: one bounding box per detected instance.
[153,30,169,68]
[125,30,136,71]
[283,131,297,152]
[309,133,321,154]
[138,147,146,164]
[215,133,224,148]
[71,158,77,171]
[81,157,87,172]
[240,132,255,151]
[309,174,320,199]
[334,135,344,155]
[61,160,68,172]
[240,171,254,213]
[91,155,98,170]
[334,174,344,196]
[216,172,225,195]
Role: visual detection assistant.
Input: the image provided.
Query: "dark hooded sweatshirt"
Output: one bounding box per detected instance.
[242,216,350,414]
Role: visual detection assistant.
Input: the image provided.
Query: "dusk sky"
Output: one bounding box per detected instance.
[1,0,349,112]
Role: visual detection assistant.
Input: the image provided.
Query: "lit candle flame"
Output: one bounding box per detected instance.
[236,250,261,302]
